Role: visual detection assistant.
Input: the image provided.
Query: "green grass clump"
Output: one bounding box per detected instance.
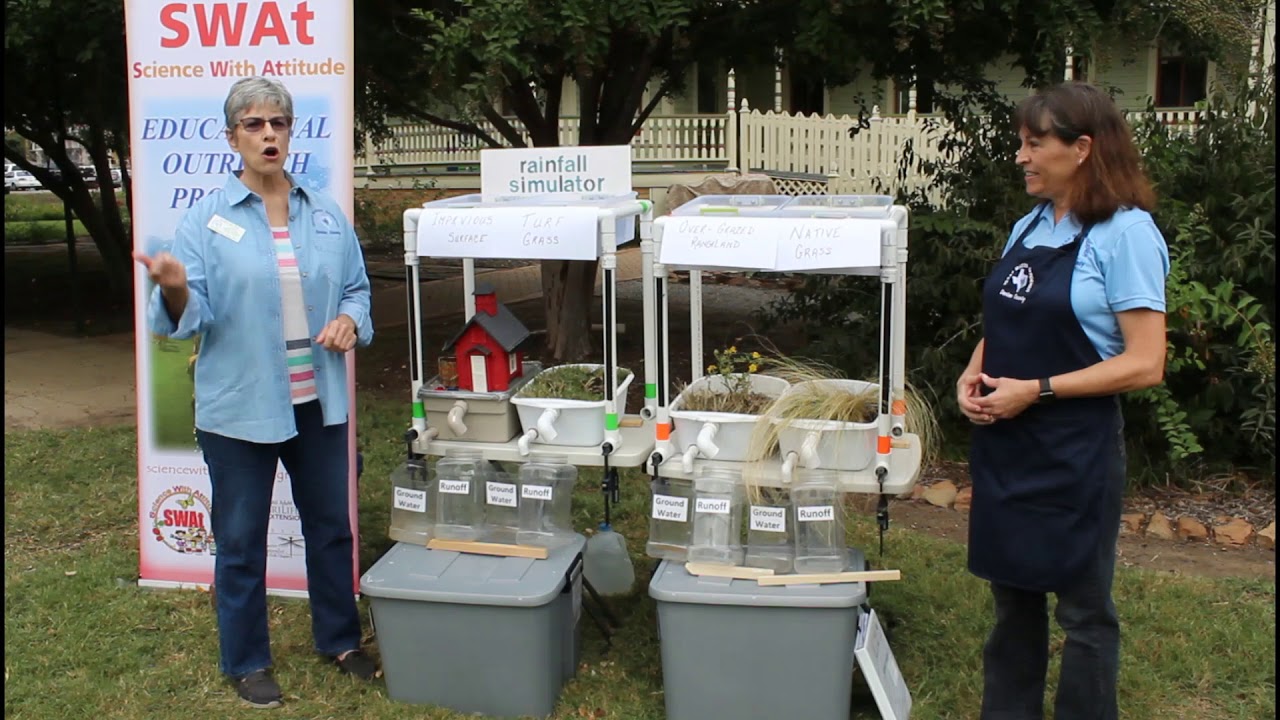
[519,365,631,401]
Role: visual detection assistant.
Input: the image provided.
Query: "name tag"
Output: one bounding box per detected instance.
[207,215,246,243]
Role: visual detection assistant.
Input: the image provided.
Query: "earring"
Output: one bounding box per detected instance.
[1078,158,1083,165]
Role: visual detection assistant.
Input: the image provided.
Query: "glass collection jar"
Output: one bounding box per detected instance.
[791,469,846,574]
[433,450,490,541]
[389,458,434,545]
[687,466,746,566]
[515,455,577,548]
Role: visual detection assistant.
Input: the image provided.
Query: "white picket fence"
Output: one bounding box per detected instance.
[362,114,729,168]
[363,106,1204,197]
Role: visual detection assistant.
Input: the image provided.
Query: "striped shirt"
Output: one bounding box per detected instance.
[272,226,317,404]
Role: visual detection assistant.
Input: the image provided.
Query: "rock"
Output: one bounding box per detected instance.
[1176,516,1210,542]
[1258,522,1276,550]
[1120,513,1145,535]
[1213,518,1254,547]
[1146,512,1175,540]
[922,481,958,509]
[953,487,973,513]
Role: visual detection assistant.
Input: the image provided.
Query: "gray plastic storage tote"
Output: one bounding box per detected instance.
[360,535,585,718]
[648,548,868,720]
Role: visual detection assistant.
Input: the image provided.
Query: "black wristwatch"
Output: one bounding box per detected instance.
[1038,377,1056,403]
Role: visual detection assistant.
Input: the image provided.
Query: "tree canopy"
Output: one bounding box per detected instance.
[4,0,133,298]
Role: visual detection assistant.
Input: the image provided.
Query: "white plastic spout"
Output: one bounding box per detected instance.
[681,444,700,474]
[799,431,822,469]
[695,422,720,459]
[535,408,560,442]
[422,427,439,442]
[446,401,469,436]
[780,451,800,483]
[517,427,538,456]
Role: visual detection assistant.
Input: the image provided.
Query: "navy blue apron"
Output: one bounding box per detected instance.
[968,206,1121,593]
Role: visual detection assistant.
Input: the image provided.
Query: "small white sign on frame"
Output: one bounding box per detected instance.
[417,206,601,260]
[657,216,780,269]
[773,218,883,271]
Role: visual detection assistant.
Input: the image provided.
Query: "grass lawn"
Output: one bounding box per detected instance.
[148,336,198,451]
[4,396,1275,719]
[3,219,91,244]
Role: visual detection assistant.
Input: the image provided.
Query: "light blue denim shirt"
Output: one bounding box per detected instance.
[148,172,373,443]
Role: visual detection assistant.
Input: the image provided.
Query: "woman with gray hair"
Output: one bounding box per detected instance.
[135,76,376,708]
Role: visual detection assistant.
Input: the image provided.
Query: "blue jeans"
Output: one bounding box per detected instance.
[979,428,1127,719]
[196,401,362,678]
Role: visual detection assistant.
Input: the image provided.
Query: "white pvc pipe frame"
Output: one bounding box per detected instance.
[649,206,910,486]
[402,199,657,455]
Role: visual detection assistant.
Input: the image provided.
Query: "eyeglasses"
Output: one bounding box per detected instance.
[236,116,292,134]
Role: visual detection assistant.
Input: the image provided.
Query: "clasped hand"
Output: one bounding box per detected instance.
[956,372,1039,424]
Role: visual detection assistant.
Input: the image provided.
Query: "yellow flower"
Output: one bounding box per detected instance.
[748,363,759,372]
[728,346,737,353]
[707,364,717,372]
[752,352,761,359]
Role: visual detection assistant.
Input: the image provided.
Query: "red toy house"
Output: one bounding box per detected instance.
[441,283,533,393]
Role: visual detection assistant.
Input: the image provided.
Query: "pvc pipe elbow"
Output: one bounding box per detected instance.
[780,451,799,483]
[695,422,720,459]
[799,432,821,469]
[422,427,439,443]
[681,445,699,474]
[517,428,538,456]
[535,408,560,442]
[640,405,656,420]
[446,401,469,436]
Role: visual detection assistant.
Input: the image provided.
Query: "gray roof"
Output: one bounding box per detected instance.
[442,303,532,353]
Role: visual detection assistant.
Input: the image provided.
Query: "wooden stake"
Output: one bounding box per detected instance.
[756,569,901,586]
[684,562,776,579]
[427,539,549,559]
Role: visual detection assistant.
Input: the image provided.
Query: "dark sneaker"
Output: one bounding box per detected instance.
[235,669,283,709]
[332,649,377,681]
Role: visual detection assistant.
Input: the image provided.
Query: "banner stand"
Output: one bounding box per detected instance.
[125,0,359,597]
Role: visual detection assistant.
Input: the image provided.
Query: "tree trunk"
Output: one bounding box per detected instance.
[540,258,599,361]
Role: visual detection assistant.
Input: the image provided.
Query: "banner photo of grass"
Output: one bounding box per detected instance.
[149,334,198,451]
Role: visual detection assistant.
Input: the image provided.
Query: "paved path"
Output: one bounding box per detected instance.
[4,328,137,430]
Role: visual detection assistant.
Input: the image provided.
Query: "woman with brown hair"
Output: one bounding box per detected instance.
[955,81,1169,718]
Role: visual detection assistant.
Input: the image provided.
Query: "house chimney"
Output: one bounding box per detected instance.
[473,282,498,316]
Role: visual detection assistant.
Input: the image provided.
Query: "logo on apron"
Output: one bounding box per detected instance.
[999,262,1035,304]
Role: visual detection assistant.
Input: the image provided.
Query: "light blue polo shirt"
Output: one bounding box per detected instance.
[1002,203,1169,360]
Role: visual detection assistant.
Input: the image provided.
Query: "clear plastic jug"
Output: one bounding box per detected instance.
[433,450,490,541]
[584,523,635,596]
[745,486,793,573]
[646,476,695,561]
[515,455,576,548]
[389,458,434,545]
[792,470,846,574]
[688,467,745,566]
[483,467,521,544]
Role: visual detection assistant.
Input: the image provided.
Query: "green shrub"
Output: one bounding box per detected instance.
[1127,73,1275,478]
